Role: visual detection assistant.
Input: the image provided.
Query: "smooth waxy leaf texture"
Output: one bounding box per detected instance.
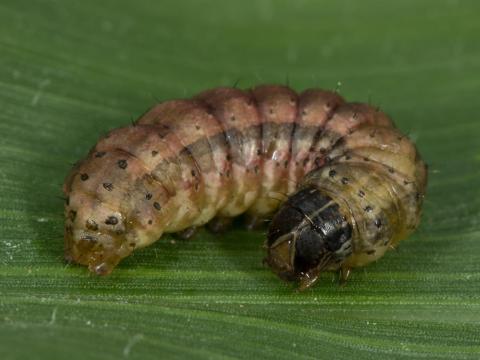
[1,1,479,359]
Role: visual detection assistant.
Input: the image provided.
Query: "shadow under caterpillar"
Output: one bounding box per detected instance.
[63,85,427,290]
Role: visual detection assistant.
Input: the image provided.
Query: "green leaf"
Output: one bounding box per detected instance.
[1,0,479,359]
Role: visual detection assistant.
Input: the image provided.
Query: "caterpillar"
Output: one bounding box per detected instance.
[63,85,427,290]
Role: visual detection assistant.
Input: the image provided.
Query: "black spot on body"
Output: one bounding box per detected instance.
[80,173,89,181]
[153,202,161,210]
[103,182,113,191]
[374,219,382,228]
[86,219,98,231]
[341,177,349,185]
[364,205,373,212]
[105,216,118,225]
[146,193,152,200]
[95,151,106,158]
[358,190,365,198]
[151,150,158,157]
[329,169,336,177]
[118,159,128,169]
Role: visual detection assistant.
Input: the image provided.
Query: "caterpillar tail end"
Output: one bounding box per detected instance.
[64,228,133,276]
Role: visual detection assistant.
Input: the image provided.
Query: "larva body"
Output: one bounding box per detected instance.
[64,85,427,289]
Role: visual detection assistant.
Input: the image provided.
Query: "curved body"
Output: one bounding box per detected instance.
[64,85,427,287]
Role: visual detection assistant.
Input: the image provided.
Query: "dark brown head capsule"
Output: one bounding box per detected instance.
[265,186,352,290]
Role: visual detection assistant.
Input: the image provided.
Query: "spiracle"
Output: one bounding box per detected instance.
[63,85,427,289]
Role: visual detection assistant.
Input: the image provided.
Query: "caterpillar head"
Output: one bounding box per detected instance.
[64,201,134,275]
[265,187,353,290]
